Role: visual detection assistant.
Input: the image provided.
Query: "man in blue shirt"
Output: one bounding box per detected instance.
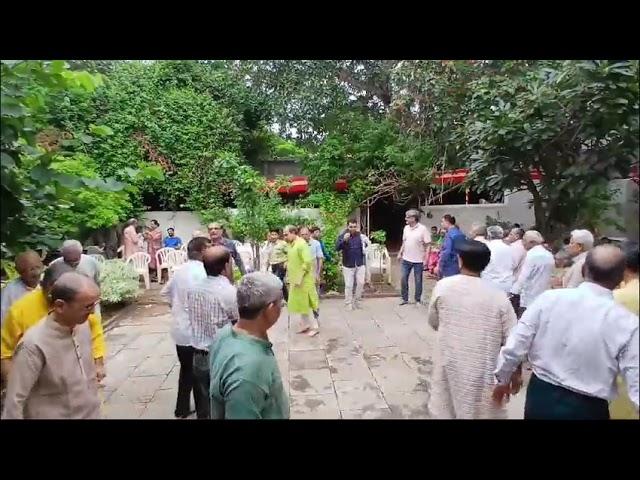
[336,219,368,310]
[437,214,465,278]
[163,228,183,249]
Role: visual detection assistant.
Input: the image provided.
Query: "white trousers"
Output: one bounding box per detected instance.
[343,265,366,306]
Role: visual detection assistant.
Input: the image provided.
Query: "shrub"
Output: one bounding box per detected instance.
[370,230,387,244]
[99,259,141,304]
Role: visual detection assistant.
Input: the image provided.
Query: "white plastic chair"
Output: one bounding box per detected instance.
[366,244,392,284]
[89,254,105,264]
[167,249,186,274]
[155,247,179,284]
[126,252,151,289]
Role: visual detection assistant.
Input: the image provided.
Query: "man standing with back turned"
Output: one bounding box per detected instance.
[494,245,638,419]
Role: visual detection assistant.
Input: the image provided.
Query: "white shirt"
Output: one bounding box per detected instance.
[495,282,639,408]
[510,239,527,278]
[185,275,239,351]
[1,279,33,326]
[402,224,431,264]
[161,260,207,346]
[563,251,588,288]
[510,245,555,308]
[481,239,515,293]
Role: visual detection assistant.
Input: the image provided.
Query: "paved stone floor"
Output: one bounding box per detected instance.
[101,285,527,419]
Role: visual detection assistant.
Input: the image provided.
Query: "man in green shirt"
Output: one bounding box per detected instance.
[208,271,289,419]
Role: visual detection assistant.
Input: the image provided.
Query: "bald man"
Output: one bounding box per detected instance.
[494,245,639,419]
[1,250,43,325]
[2,272,102,419]
[185,245,239,419]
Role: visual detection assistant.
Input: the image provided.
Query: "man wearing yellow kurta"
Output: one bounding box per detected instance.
[1,262,106,386]
[284,226,319,337]
[610,242,639,420]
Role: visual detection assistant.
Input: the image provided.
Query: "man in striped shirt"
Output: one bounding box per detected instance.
[185,245,239,419]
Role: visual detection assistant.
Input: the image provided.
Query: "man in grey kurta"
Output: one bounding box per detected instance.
[50,239,102,318]
[2,272,101,419]
[209,272,289,419]
[1,250,43,325]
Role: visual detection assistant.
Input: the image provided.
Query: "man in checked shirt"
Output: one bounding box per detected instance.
[186,246,239,419]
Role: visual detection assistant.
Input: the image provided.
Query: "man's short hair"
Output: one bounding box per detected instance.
[187,237,211,260]
[284,225,298,235]
[455,237,491,273]
[270,228,282,235]
[347,218,358,226]
[61,239,83,254]
[203,248,230,277]
[167,227,175,233]
[471,223,487,237]
[511,228,525,240]
[571,229,594,250]
[41,262,75,292]
[443,214,456,225]
[486,225,504,241]
[310,226,321,233]
[584,245,626,289]
[236,272,283,320]
[50,272,97,303]
[405,209,421,221]
[523,230,544,245]
[622,241,639,274]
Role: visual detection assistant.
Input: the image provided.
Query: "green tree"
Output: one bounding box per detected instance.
[1,60,137,256]
[460,60,639,237]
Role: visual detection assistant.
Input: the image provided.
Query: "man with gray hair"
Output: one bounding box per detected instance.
[509,230,555,317]
[51,239,102,318]
[2,272,102,419]
[560,229,594,288]
[208,272,289,419]
[398,209,431,306]
[482,225,516,294]
[470,223,488,244]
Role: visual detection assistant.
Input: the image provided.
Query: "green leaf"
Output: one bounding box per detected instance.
[50,60,66,74]
[1,152,16,169]
[79,133,94,144]
[89,124,114,136]
[1,101,26,118]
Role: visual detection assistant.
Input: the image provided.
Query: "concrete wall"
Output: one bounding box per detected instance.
[599,179,639,241]
[419,189,536,234]
[141,208,322,242]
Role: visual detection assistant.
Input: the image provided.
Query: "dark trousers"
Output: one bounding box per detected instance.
[271,263,288,301]
[175,345,195,417]
[192,349,211,419]
[524,374,609,420]
[400,260,424,302]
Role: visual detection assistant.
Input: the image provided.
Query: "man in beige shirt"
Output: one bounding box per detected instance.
[2,272,102,419]
[398,209,431,306]
[560,229,594,288]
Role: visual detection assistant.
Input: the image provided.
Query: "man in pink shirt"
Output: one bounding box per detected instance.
[397,209,431,306]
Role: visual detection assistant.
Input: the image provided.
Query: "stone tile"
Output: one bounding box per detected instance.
[126,333,165,351]
[384,391,431,419]
[113,375,166,404]
[326,355,373,382]
[132,354,177,377]
[341,408,397,419]
[333,380,388,411]
[100,365,136,393]
[401,353,433,376]
[289,331,325,351]
[289,350,327,370]
[370,365,422,394]
[290,369,334,396]
[290,393,340,419]
[362,346,403,368]
[109,348,152,368]
[102,401,146,419]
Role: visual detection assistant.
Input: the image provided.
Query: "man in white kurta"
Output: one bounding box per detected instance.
[428,237,518,419]
[2,272,101,419]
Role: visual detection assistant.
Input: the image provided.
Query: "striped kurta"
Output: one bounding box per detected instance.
[427,274,517,419]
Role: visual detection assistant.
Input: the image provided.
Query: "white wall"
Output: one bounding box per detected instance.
[419,190,536,234]
[141,208,323,242]
[141,211,207,243]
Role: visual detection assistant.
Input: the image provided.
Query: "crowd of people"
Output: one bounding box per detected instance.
[0,209,637,420]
